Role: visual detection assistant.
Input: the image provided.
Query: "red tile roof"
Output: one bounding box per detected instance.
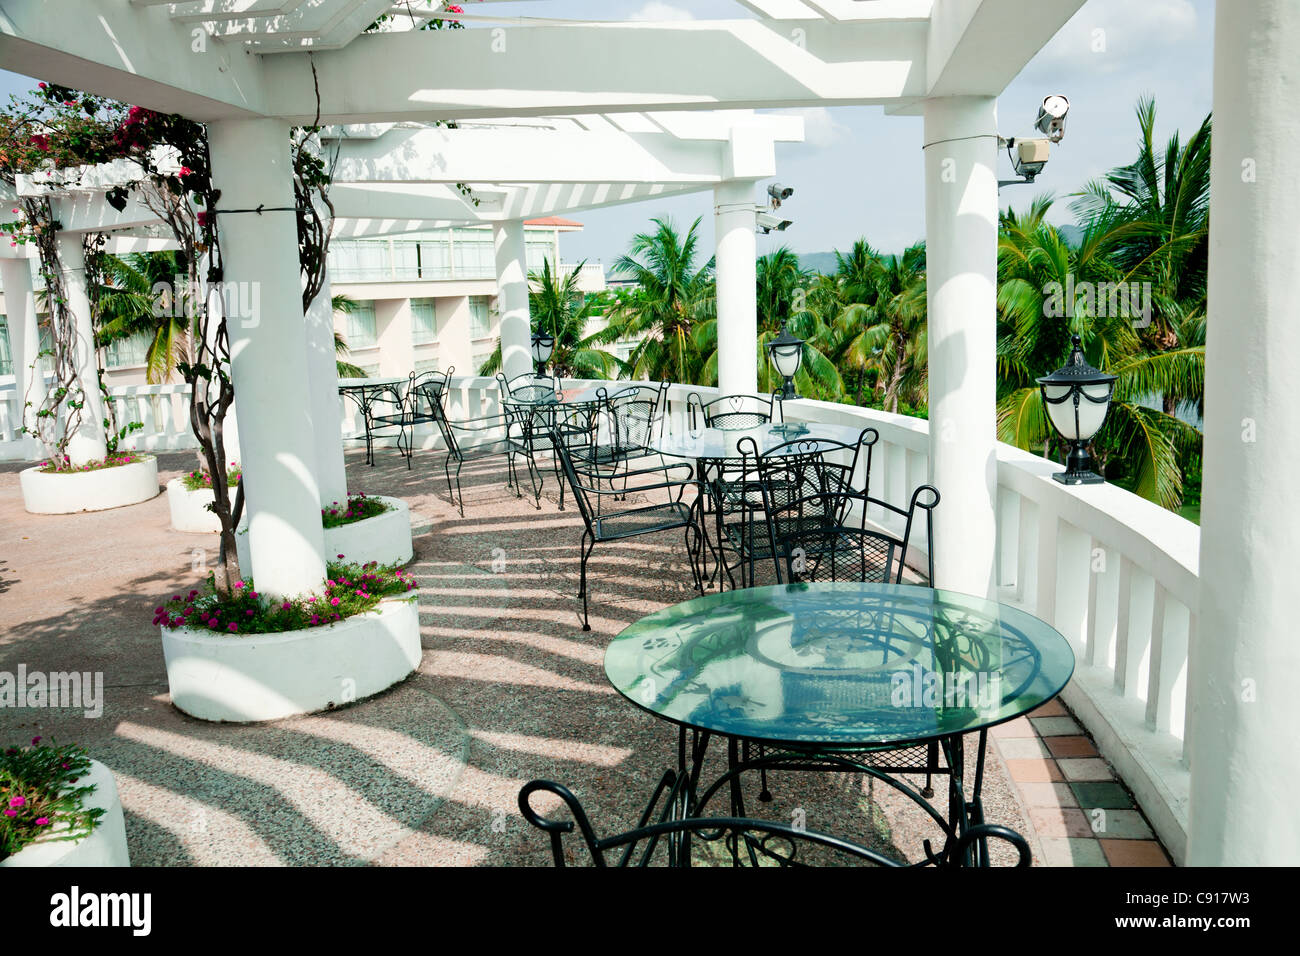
[525,217,583,228]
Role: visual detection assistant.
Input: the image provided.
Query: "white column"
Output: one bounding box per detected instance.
[493,220,531,380]
[1187,1,1300,866]
[714,180,758,396]
[305,267,348,508]
[0,254,43,458]
[54,233,107,466]
[439,294,473,376]
[209,118,327,599]
[922,96,999,599]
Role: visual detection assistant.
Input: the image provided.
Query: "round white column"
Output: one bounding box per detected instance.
[922,97,999,599]
[208,118,327,599]
[714,180,758,397]
[305,266,348,506]
[493,220,531,380]
[54,233,107,466]
[1187,1,1300,866]
[0,253,43,459]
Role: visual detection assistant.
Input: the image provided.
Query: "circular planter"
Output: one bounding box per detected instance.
[0,760,131,868]
[166,477,227,534]
[161,596,421,723]
[235,495,413,574]
[20,456,160,515]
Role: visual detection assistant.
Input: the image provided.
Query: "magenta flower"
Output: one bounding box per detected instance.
[246,609,255,616]
[330,597,341,606]
[9,796,26,808]
[228,623,238,632]
[35,817,50,826]
[2,809,15,818]
[234,581,245,590]
[337,554,345,559]
[30,737,40,745]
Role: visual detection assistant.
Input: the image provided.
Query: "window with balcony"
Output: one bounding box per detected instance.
[346,302,378,349]
[105,331,152,369]
[469,296,492,339]
[0,316,12,376]
[411,299,437,345]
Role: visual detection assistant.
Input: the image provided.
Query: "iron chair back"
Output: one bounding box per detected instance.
[519,774,1030,868]
[771,485,940,586]
[687,391,784,431]
[496,370,560,405]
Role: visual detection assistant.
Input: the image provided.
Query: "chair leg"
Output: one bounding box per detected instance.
[578,530,596,631]
[525,452,542,509]
[443,453,456,507]
[454,459,466,518]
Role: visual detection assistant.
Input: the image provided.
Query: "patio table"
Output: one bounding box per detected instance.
[338,377,407,465]
[647,421,866,461]
[604,581,1075,865]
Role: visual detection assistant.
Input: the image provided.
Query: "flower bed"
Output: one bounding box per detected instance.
[20,454,160,514]
[159,569,422,722]
[236,495,414,572]
[37,453,142,474]
[181,462,241,492]
[156,559,416,634]
[322,493,391,529]
[2,740,102,862]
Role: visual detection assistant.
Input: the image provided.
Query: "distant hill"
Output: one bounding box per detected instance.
[796,251,842,275]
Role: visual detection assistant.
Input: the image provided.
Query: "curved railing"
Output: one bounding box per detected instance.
[1,374,1196,860]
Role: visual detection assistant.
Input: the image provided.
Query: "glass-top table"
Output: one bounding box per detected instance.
[604,581,1075,860]
[338,377,408,465]
[648,422,869,461]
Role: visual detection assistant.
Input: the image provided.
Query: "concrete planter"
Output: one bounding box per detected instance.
[0,760,131,868]
[19,456,160,514]
[236,495,413,573]
[161,596,421,722]
[166,477,230,533]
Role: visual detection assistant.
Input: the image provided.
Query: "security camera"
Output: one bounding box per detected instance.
[756,211,792,234]
[1011,138,1051,181]
[1035,95,1070,143]
[768,183,794,202]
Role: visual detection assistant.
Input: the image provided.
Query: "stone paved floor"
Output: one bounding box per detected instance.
[0,448,1169,866]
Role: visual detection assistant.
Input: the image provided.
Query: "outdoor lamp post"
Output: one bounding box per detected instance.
[531,330,555,376]
[1037,334,1116,484]
[767,324,804,399]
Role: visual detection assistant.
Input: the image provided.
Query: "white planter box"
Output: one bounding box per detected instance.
[161,596,421,722]
[0,760,131,868]
[236,495,413,573]
[166,477,227,533]
[19,456,160,514]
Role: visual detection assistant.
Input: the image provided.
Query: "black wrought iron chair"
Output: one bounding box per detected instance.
[518,773,1031,868]
[422,380,541,517]
[602,380,670,444]
[713,428,879,589]
[750,483,942,803]
[549,412,709,631]
[772,484,939,586]
[495,370,560,404]
[369,367,454,469]
[686,391,783,431]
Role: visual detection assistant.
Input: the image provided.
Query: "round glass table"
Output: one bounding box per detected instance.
[604,581,1075,862]
[338,377,408,465]
[647,421,869,462]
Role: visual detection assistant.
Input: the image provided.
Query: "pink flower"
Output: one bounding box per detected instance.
[337,554,345,559]
[246,609,255,616]
[330,597,341,606]
[35,817,50,826]
[9,796,25,808]
[228,623,238,632]
[234,581,245,589]
[31,736,41,745]
[2,810,15,818]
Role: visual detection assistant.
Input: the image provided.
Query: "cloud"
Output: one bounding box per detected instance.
[1030,0,1199,76]
[629,2,694,20]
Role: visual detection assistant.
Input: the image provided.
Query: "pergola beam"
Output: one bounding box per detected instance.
[260,19,928,123]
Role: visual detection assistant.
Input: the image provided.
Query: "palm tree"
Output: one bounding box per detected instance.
[693,245,842,399]
[603,217,715,384]
[93,251,192,383]
[475,259,620,378]
[995,196,1204,509]
[830,242,927,413]
[330,293,367,378]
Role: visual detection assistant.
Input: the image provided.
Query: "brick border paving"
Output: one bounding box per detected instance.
[991,698,1172,866]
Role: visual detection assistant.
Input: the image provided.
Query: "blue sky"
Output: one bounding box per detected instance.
[0,0,1214,266]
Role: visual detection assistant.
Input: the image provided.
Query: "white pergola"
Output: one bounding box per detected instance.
[1,0,1295,866]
